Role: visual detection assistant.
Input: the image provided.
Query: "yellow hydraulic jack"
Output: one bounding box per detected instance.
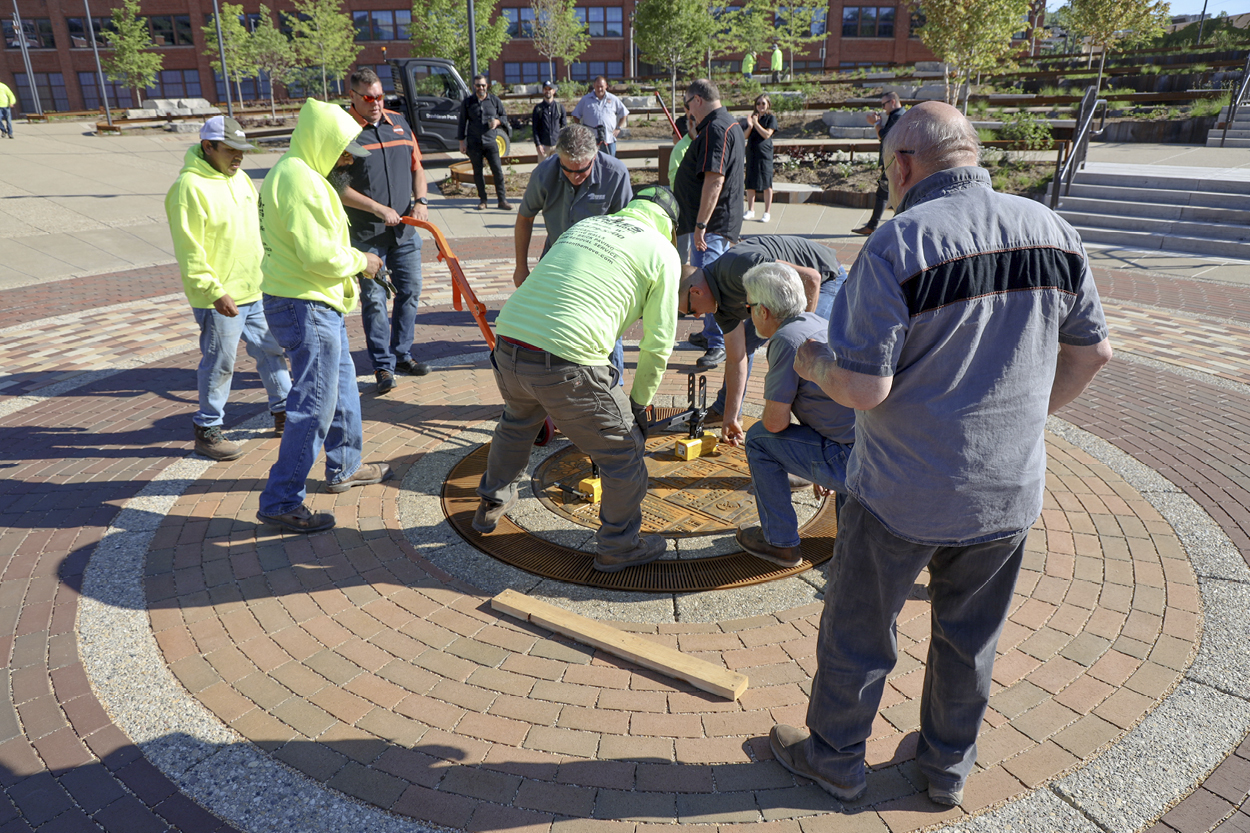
[559,462,602,504]
[672,375,718,460]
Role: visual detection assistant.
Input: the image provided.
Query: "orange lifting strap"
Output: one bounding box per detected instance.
[400,217,496,351]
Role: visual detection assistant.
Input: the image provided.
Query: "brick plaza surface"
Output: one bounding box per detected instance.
[1,236,1249,833]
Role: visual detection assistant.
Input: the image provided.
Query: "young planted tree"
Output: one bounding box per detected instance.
[772,6,823,78]
[202,2,256,104]
[530,0,588,83]
[726,0,775,66]
[907,0,1029,108]
[409,0,512,82]
[250,5,298,118]
[102,0,163,104]
[287,0,360,99]
[1066,0,1170,92]
[634,0,709,114]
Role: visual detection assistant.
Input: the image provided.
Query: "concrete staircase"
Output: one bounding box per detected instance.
[1051,163,1250,260]
[1205,106,1250,147]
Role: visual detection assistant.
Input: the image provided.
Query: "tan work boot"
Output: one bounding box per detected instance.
[194,425,243,461]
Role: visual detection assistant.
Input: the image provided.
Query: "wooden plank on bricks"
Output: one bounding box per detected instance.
[490,589,748,700]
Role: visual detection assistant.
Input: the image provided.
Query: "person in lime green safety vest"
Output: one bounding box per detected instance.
[0,81,16,139]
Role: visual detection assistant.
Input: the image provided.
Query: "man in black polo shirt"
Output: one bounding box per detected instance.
[458,74,513,212]
[853,91,906,235]
[673,78,745,369]
[677,235,846,446]
[340,68,431,395]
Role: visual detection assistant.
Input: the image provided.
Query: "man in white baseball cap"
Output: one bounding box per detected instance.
[166,114,290,461]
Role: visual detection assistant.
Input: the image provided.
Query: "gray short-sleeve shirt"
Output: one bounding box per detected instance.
[519,151,633,253]
[765,312,855,445]
[703,235,843,335]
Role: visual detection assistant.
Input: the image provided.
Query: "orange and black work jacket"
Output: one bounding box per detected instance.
[344,106,422,247]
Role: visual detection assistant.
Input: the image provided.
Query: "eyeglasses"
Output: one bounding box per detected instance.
[352,91,384,103]
[884,148,914,176]
[475,83,488,88]
[682,284,693,315]
[684,96,698,108]
[560,159,594,175]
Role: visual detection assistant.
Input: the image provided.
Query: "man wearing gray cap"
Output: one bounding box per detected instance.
[165,115,291,462]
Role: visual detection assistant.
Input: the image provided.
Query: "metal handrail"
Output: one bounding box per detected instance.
[1219,50,1250,148]
[1050,86,1107,210]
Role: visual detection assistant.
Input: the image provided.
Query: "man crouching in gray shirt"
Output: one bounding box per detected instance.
[737,262,855,568]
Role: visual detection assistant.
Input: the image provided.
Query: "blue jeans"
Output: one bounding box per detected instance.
[259,296,363,515]
[693,233,731,350]
[192,300,290,428]
[805,496,1028,793]
[745,421,850,548]
[602,141,617,157]
[712,271,846,414]
[358,234,422,373]
[0,107,11,137]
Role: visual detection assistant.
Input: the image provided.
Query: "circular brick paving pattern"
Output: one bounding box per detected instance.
[142,360,1200,833]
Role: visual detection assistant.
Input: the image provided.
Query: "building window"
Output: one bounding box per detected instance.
[214,71,272,102]
[2,18,55,49]
[67,17,115,48]
[147,69,202,99]
[842,6,895,38]
[148,15,195,46]
[568,60,622,81]
[503,62,543,83]
[909,9,924,38]
[78,71,134,108]
[13,72,69,112]
[789,60,825,72]
[574,7,623,37]
[354,9,409,41]
[775,7,827,37]
[502,8,535,37]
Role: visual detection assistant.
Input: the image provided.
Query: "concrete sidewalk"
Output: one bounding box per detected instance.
[6,120,1250,290]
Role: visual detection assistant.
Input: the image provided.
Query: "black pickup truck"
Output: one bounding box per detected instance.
[386,57,511,156]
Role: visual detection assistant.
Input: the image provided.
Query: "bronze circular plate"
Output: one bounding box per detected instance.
[441,438,837,593]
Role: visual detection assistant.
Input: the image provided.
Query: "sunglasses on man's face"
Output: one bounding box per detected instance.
[353,91,384,103]
[560,159,594,175]
[475,83,488,89]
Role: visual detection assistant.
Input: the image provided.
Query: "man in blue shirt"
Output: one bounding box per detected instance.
[571,76,629,157]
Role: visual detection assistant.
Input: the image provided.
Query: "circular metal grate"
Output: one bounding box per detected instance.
[442,439,837,593]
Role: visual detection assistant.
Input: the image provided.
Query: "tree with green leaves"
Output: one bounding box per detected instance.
[725,0,775,64]
[202,2,256,105]
[906,0,1029,107]
[409,0,512,82]
[530,0,587,83]
[102,0,163,104]
[772,6,823,78]
[286,0,360,100]
[634,0,709,114]
[250,5,298,119]
[1065,0,1170,91]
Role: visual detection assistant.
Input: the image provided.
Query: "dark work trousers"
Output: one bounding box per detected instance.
[804,496,1028,794]
[867,172,889,228]
[467,140,507,202]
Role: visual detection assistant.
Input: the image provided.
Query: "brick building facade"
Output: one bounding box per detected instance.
[1,1,935,114]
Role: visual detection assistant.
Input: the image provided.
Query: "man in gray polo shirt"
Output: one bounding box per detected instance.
[736,262,854,568]
[770,102,1112,807]
[515,123,632,380]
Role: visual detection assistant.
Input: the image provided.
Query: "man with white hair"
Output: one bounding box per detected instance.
[735,262,854,568]
[772,101,1112,807]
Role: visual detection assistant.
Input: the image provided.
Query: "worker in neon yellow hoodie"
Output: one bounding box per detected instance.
[166,116,291,463]
[256,98,390,534]
[473,186,681,573]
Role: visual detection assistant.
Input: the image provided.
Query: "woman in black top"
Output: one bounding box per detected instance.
[744,94,778,223]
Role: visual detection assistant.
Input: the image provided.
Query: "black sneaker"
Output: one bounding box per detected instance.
[194,424,243,461]
[256,504,336,533]
[396,357,431,376]
[696,348,726,369]
[375,369,397,394]
[688,331,709,349]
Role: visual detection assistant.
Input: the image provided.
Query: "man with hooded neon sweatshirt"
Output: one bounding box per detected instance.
[166,116,291,463]
[473,187,681,573]
[256,98,389,534]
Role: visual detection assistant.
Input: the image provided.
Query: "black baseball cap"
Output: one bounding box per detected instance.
[630,185,679,225]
